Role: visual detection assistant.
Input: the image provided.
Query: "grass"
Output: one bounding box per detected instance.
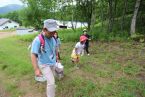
[0,36,145,97]
[16,26,130,43]
[58,28,83,42]
[17,28,84,43]
[0,37,32,96]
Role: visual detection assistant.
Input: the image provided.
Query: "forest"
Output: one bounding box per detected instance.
[0,0,145,40]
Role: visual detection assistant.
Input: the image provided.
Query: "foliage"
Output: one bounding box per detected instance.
[19,0,58,29]
[17,28,84,42]
[91,27,129,42]
[17,26,130,43]
[16,32,38,42]
[58,28,83,42]
[0,11,22,25]
[130,33,145,42]
[1,0,145,38]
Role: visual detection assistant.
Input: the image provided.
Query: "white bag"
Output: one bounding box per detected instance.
[55,62,64,79]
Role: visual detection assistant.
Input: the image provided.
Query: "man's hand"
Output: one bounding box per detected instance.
[35,68,42,76]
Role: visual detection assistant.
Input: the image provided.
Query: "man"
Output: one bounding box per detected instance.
[82,29,91,55]
[31,19,58,97]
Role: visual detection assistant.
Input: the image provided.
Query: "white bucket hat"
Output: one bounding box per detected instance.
[43,19,58,32]
[83,29,87,32]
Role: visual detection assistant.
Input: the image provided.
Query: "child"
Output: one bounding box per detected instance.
[54,32,64,79]
[71,35,88,69]
[54,32,61,60]
[82,29,91,55]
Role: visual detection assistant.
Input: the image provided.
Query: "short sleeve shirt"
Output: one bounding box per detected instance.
[56,38,61,47]
[75,42,85,54]
[31,36,57,66]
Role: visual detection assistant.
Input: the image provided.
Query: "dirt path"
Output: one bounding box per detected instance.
[0,31,16,39]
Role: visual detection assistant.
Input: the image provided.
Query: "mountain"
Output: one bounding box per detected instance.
[0,4,23,14]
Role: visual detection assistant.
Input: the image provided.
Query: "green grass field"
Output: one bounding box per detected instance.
[0,36,145,97]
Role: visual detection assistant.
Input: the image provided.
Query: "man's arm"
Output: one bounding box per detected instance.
[31,53,42,76]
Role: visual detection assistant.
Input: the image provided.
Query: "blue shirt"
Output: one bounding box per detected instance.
[56,38,61,47]
[31,36,57,66]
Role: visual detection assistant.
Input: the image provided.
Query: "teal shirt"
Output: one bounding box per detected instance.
[31,36,57,66]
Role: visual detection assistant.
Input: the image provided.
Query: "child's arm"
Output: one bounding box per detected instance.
[81,49,84,56]
[74,48,78,55]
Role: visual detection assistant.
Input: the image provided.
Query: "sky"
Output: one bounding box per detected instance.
[0,0,23,7]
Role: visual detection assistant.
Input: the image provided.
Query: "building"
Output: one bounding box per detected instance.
[56,20,88,29]
[16,28,37,35]
[0,18,19,30]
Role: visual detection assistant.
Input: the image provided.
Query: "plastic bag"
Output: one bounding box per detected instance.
[55,62,64,79]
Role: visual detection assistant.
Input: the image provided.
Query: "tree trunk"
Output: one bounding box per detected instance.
[121,0,127,31]
[108,0,113,32]
[87,0,93,31]
[70,0,76,32]
[90,7,96,33]
[100,0,104,30]
[130,0,141,35]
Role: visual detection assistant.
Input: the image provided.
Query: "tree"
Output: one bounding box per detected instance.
[19,0,145,35]
[2,11,22,25]
[108,0,113,32]
[20,0,58,29]
[130,0,141,35]
[75,0,97,31]
[120,0,128,31]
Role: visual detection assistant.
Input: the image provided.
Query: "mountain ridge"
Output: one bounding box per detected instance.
[0,4,23,14]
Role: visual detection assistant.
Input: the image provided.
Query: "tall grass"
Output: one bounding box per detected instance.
[16,33,39,42]
[17,28,84,43]
[91,26,129,42]
[0,37,32,77]
[0,37,33,96]
[17,26,130,43]
[58,28,83,42]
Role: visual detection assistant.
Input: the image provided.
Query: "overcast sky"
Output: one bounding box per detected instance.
[0,0,23,7]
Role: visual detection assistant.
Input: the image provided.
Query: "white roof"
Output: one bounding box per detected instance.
[0,18,10,26]
[0,18,19,26]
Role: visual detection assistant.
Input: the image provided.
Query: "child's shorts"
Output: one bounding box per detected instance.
[71,53,80,60]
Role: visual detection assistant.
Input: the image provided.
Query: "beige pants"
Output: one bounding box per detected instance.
[39,65,55,97]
